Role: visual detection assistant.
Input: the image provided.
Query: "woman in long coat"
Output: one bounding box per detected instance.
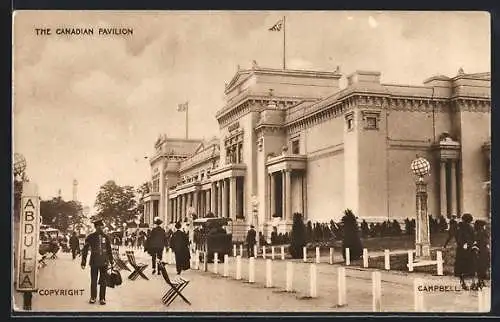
[472,220,490,288]
[454,213,475,290]
[170,222,191,275]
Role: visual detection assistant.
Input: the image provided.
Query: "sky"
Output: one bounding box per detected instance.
[12,11,490,211]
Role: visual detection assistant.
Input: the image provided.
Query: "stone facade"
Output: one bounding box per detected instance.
[142,67,491,241]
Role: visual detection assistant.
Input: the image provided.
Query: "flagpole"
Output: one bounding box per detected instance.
[283,16,286,70]
[185,103,189,139]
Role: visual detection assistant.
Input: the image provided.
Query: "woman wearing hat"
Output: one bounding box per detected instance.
[81,217,114,305]
[146,217,168,275]
[170,222,191,275]
[454,213,476,290]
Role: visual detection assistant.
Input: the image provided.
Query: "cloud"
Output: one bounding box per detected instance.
[288,58,314,70]
[368,16,379,28]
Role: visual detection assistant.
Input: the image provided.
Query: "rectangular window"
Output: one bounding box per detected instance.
[366,116,377,129]
[237,143,243,163]
[362,110,381,130]
[152,178,159,192]
[347,118,353,130]
[291,139,300,154]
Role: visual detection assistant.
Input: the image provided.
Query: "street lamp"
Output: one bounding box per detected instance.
[410,156,431,258]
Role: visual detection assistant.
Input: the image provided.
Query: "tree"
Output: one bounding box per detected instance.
[94,180,138,228]
[341,209,363,261]
[289,213,306,259]
[40,197,83,233]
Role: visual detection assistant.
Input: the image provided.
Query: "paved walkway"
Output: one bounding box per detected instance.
[12,248,489,313]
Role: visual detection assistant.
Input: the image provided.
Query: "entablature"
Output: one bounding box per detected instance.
[266,154,307,174]
[210,163,247,181]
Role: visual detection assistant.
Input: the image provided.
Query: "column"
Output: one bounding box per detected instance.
[193,191,199,216]
[187,193,192,210]
[450,161,457,217]
[181,194,186,220]
[440,160,447,217]
[211,183,216,215]
[285,169,292,222]
[270,173,276,219]
[176,196,181,222]
[281,171,286,219]
[217,182,222,217]
[206,189,211,215]
[230,177,237,219]
[222,179,229,218]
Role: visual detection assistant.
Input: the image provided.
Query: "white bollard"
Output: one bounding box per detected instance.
[372,271,382,312]
[203,251,208,272]
[223,254,229,277]
[263,246,266,259]
[337,267,347,306]
[315,247,320,264]
[254,245,257,258]
[281,246,285,260]
[436,251,443,276]
[345,248,351,266]
[233,244,236,257]
[303,247,307,262]
[271,246,275,260]
[329,248,334,264]
[309,263,317,298]
[408,250,414,272]
[266,259,273,288]
[239,244,243,257]
[195,250,200,270]
[478,287,490,312]
[286,261,293,292]
[213,252,219,274]
[384,249,390,270]
[236,255,242,280]
[414,278,424,311]
[248,257,255,283]
[363,248,369,268]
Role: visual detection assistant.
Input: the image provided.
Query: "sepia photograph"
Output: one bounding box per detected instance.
[12,10,491,313]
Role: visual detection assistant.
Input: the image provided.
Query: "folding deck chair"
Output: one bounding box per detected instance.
[125,250,149,280]
[112,248,131,271]
[157,261,191,306]
[38,254,47,268]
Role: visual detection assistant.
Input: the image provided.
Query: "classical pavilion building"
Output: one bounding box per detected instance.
[142,66,491,241]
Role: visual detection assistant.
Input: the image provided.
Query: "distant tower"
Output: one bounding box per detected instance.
[58,189,62,198]
[72,179,78,201]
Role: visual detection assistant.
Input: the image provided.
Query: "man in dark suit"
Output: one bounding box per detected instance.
[69,231,80,260]
[81,217,114,305]
[246,225,256,258]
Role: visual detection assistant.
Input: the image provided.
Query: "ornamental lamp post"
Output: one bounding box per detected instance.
[410,156,431,258]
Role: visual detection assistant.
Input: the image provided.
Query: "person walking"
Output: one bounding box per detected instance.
[454,213,476,290]
[246,225,256,258]
[170,222,191,275]
[147,217,168,275]
[69,231,80,260]
[472,220,490,289]
[81,217,114,305]
[443,215,458,248]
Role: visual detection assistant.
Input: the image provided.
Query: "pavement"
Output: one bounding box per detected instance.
[12,247,490,313]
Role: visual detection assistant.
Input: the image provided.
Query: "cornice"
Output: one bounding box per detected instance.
[216,96,304,127]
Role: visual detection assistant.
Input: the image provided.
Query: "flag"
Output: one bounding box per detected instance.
[269,19,283,32]
[177,101,188,112]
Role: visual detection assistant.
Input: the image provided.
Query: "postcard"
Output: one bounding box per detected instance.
[12,10,491,313]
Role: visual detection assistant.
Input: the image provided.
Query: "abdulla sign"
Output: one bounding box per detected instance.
[16,183,41,292]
